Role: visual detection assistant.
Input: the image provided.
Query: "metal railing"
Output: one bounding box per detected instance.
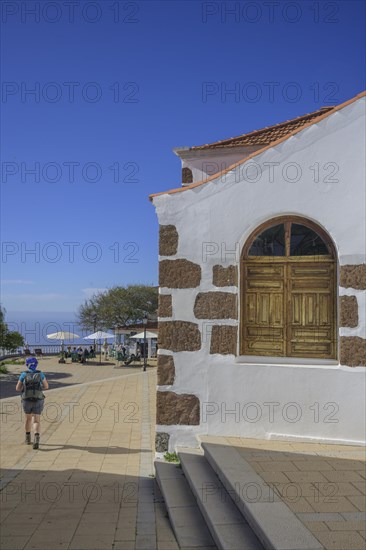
[0,345,63,359]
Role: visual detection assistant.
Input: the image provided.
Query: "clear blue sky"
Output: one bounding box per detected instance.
[1,0,365,315]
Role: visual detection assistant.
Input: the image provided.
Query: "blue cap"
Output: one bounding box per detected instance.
[26,357,38,371]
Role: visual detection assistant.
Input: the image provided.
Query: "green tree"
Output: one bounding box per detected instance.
[77,285,158,331]
[0,306,8,347]
[4,331,24,352]
[0,306,25,351]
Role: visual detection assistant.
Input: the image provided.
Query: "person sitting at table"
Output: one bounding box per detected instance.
[77,346,83,362]
[82,347,89,362]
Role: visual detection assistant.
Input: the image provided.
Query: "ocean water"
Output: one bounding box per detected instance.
[5,311,110,347]
[4,311,156,357]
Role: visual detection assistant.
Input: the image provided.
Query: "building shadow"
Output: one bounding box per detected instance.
[0,466,172,549]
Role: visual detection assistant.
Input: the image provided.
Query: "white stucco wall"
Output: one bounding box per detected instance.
[177,146,263,184]
[154,97,366,449]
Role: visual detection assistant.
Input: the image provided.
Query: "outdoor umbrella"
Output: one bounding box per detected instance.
[84,331,115,364]
[47,331,80,363]
[129,331,157,339]
[129,331,157,361]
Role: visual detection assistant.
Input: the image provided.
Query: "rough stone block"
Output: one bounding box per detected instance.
[340,337,366,367]
[340,265,366,290]
[340,296,359,328]
[194,292,237,319]
[210,325,237,355]
[156,391,200,425]
[159,225,178,256]
[158,321,201,352]
[182,167,193,184]
[157,355,175,385]
[212,265,238,287]
[159,259,201,288]
[158,294,172,318]
[155,432,170,452]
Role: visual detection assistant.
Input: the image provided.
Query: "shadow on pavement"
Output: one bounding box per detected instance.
[39,443,151,455]
[0,467,171,550]
[0,372,73,400]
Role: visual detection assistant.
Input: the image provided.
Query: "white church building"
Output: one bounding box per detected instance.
[150,91,366,452]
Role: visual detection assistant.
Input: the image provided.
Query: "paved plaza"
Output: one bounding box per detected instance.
[0,358,178,550]
[0,358,365,550]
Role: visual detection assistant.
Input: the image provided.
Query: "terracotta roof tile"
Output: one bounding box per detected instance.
[190,106,334,150]
[150,91,366,201]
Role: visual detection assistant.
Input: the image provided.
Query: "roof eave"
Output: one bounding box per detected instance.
[149,91,366,203]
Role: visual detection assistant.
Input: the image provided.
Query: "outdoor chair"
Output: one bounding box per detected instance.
[71,353,78,362]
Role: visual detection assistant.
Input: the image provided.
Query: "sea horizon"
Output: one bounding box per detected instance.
[5,311,114,347]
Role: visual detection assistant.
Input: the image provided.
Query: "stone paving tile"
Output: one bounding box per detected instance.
[348,495,366,511]
[314,530,366,549]
[285,470,330,483]
[285,497,316,513]
[322,470,366,483]
[303,521,330,532]
[341,512,366,521]
[0,536,31,550]
[259,471,291,483]
[326,520,366,531]
[253,460,300,471]
[225,437,366,550]
[355,480,366,495]
[0,361,170,550]
[305,495,359,514]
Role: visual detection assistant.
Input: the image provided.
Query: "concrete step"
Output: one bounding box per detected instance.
[201,439,323,550]
[155,460,217,549]
[178,447,264,550]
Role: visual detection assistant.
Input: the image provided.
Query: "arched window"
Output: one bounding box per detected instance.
[241,217,337,359]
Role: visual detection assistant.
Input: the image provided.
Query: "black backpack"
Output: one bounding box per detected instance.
[22,371,44,401]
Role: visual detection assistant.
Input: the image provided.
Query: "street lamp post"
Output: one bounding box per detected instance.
[143,313,147,372]
[92,314,97,358]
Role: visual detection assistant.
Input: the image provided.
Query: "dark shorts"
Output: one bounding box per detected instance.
[22,399,45,415]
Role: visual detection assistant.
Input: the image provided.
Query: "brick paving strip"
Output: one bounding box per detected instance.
[222,437,366,550]
[0,361,177,550]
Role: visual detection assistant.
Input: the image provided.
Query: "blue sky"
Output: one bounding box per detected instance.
[1,0,365,316]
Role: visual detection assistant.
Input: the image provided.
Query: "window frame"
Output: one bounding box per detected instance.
[242,216,336,259]
[240,216,338,361]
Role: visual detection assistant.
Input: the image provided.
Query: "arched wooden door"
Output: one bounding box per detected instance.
[241,217,337,359]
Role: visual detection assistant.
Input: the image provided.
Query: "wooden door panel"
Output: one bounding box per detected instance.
[247,279,284,290]
[271,294,283,325]
[292,279,330,290]
[304,294,319,326]
[288,263,334,359]
[246,293,257,324]
[243,263,285,356]
[290,341,332,356]
[290,265,332,277]
[242,260,336,359]
[292,327,331,340]
[246,339,285,355]
[319,294,331,325]
[247,327,283,338]
[247,265,284,277]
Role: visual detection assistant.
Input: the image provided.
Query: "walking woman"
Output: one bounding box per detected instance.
[16,357,49,449]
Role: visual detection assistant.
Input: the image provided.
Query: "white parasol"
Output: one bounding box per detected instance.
[129,331,157,339]
[84,331,115,363]
[47,331,80,363]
